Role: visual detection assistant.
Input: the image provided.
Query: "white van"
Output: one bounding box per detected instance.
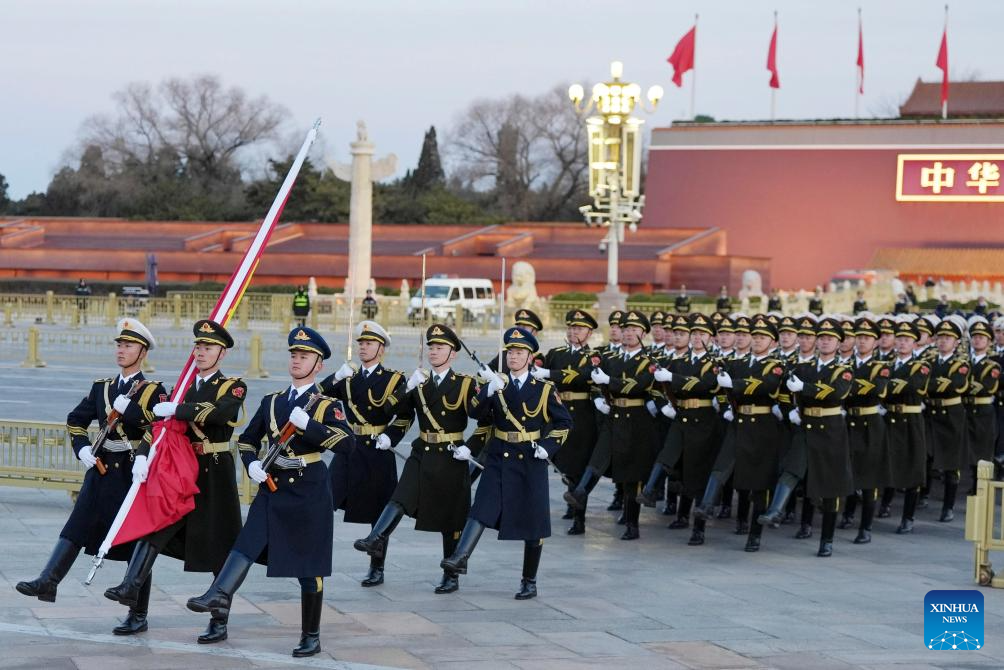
[408,276,495,325]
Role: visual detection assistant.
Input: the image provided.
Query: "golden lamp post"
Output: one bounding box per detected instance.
[569,61,663,305]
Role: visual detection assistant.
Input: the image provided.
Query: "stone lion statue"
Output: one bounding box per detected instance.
[738,269,764,301]
[506,261,545,315]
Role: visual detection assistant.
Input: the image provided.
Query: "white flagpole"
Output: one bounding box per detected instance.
[691,13,698,120]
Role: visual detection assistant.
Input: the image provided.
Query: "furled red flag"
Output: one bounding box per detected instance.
[767,24,780,89]
[667,25,696,87]
[856,19,865,94]
[936,27,949,110]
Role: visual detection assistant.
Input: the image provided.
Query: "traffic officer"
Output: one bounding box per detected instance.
[783,316,853,557]
[353,324,479,594]
[533,309,598,535]
[884,320,930,534]
[187,326,352,656]
[927,316,971,522]
[839,317,889,544]
[320,320,406,587]
[967,317,1001,492]
[292,285,310,327]
[104,320,246,643]
[17,319,165,635]
[590,311,657,541]
[442,326,572,600]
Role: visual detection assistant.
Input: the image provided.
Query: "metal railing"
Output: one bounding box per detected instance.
[0,420,259,505]
[965,459,1004,588]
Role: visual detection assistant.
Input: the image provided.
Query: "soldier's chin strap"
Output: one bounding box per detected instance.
[121,346,147,374]
[293,353,323,381]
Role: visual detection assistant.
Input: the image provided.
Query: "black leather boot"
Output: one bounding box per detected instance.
[877,486,895,517]
[817,508,836,557]
[757,474,797,526]
[435,533,459,594]
[16,537,80,603]
[608,483,624,511]
[563,466,598,511]
[668,496,692,529]
[897,488,918,534]
[940,471,959,522]
[354,502,404,558]
[361,556,385,587]
[839,493,859,528]
[716,478,734,519]
[854,490,875,544]
[637,464,665,507]
[515,542,542,600]
[291,591,323,657]
[441,518,486,575]
[745,521,763,552]
[113,573,151,635]
[561,504,575,520]
[688,518,706,546]
[567,509,585,536]
[620,497,641,540]
[795,499,814,539]
[105,542,159,607]
[693,472,725,521]
[186,550,253,628]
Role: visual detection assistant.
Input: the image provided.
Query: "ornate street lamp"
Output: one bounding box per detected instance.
[569,61,662,305]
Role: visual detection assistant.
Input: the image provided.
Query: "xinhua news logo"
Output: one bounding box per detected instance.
[925,590,984,650]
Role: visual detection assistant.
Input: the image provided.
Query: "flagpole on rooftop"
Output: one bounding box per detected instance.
[691,13,698,120]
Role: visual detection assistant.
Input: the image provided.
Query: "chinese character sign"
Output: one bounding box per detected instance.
[897,155,1004,202]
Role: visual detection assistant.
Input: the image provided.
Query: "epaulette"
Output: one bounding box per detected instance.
[95,377,113,383]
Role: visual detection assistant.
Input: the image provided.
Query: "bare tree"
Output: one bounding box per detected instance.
[81,74,286,185]
[446,84,588,221]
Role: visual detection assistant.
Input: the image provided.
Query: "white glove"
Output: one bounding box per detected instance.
[771,404,783,420]
[335,362,356,381]
[290,406,310,430]
[717,371,733,389]
[877,405,887,416]
[786,375,804,393]
[78,445,97,469]
[113,395,131,414]
[375,433,392,450]
[486,373,505,395]
[593,397,611,415]
[531,366,550,380]
[131,454,149,482]
[153,401,177,418]
[788,408,802,426]
[646,400,658,417]
[654,368,673,382]
[451,445,472,461]
[712,397,720,411]
[661,403,677,419]
[840,408,847,417]
[406,368,428,392]
[533,444,549,460]
[591,368,610,385]
[248,460,268,484]
[919,402,926,412]
[724,409,735,422]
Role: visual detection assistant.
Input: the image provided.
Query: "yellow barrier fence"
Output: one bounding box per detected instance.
[965,459,1004,588]
[0,420,259,505]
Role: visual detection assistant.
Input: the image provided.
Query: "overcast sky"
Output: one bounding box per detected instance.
[4,0,1002,199]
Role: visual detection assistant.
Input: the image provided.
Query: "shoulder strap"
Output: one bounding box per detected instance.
[416,383,446,433]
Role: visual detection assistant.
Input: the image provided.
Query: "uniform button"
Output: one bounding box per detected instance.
[441,411,446,416]
[504,452,510,458]
[738,418,744,424]
[806,424,812,430]
[518,454,524,459]
[614,413,620,418]
[521,416,526,421]
[850,421,856,427]
[682,417,688,423]
[425,446,430,451]
[114,463,120,468]
[438,447,444,452]
[288,477,294,483]
[751,417,757,424]
[205,468,209,472]
[891,418,897,424]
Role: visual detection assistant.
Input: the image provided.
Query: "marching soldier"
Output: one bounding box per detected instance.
[838,316,857,364]
[716,286,732,315]
[17,320,165,632]
[839,318,889,544]
[590,311,657,540]
[533,310,598,535]
[991,316,1004,463]
[926,316,970,522]
[187,327,352,656]
[875,317,897,361]
[353,324,478,594]
[319,320,406,587]
[782,316,853,557]
[884,320,930,533]
[648,313,722,546]
[562,309,625,515]
[648,310,669,357]
[712,315,785,551]
[965,318,999,491]
[441,327,572,599]
[105,320,245,642]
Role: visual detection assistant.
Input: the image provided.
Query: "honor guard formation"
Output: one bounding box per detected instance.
[14,303,1004,656]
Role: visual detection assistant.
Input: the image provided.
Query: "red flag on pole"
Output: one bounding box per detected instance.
[667,26,696,87]
[856,17,865,94]
[936,25,949,116]
[767,23,780,89]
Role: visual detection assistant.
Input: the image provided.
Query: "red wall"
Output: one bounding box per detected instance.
[642,147,1004,289]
